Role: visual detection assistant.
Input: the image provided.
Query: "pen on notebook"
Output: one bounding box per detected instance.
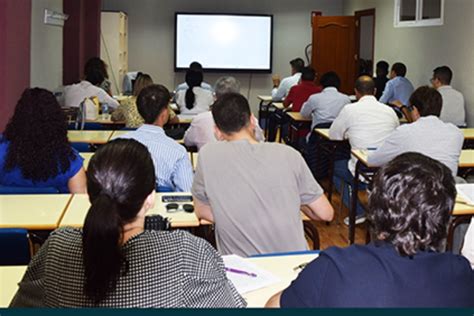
[225,267,257,277]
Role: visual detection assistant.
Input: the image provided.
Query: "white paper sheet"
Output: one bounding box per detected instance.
[456,184,474,205]
[222,255,280,295]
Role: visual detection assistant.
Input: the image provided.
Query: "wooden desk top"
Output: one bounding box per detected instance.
[244,253,319,307]
[0,194,72,230]
[0,265,27,307]
[67,131,114,144]
[86,115,125,125]
[60,193,200,228]
[111,131,185,145]
[272,102,285,110]
[177,115,194,124]
[286,112,311,123]
[315,128,330,140]
[463,129,474,140]
[258,95,273,102]
[80,153,94,170]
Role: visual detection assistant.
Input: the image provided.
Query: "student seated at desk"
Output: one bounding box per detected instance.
[116,85,193,192]
[176,69,214,115]
[0,88,86,193]
[184,76,264,150]
[174,61,213,93]
[10,139,245,307]
[271,58,304,101]
[192,93,334,257]
[111,74,178,128]
[266,153,474,308]
[329,76,399,225]
[379,62,414,107]
[368,86,463,178]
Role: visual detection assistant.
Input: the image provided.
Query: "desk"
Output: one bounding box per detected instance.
[177,115,194,125]
[0,265,27,307]
[257,95,274,138]
[86,116,125,126]
[0,194,72,230]
[111,131,185,145]
[60,193,200,228]
[286,112,311,146]
[80,153,94,170]
[463,129,474,140]
[244,252,319,307]
[68,131,114,145]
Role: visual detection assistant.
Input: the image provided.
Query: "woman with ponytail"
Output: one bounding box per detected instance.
[176,70,214,115]
[11,139,245,308]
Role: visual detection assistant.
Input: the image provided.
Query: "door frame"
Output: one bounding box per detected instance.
[354,8,376,77]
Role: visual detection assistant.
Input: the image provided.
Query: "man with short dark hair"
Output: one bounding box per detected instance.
[175,61,213,93]
[271,58,305,101]
[368,86,463,177]
[117,85,193,191]
[266,153,474,307]
[379,62,414,106]
[192,93,334,256]
[329,76,399,224]
[431,66,466,127]
[374,61,389,100]
[301,71,351,131]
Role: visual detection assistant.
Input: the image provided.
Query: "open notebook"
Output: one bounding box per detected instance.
[456,184,474,205]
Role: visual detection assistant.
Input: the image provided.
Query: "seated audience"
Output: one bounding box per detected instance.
[301,71,351,132]
[0,88,86,193]
[329,76,399,225]
[112,74,178,128]
[271,58,305,101]
[266,153,474,307]
[11,139,245,307]
[174,61,213,93]
[374,60,389,100]
[192,93,334,257]
[462,218,474,269]
[64,57,119,109]
[368,86,463,178]
[379,62,414,107]
[184,76,264,150]
[267,67,322,142]
[116,85,193,192]
[431,66,466,127]
[176,70,214,115]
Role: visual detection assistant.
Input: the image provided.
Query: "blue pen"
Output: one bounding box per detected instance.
[225,267,257,278]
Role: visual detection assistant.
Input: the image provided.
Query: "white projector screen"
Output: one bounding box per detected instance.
[175,13,273,72]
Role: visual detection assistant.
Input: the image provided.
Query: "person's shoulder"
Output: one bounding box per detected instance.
[48,227,83,247]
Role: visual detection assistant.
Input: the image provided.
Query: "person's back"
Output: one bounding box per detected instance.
[379,62,414,106]
[283,67,322,112]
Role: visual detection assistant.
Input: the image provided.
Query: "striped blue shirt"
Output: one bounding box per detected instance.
[379,76,414,106]
[116,125,193,192]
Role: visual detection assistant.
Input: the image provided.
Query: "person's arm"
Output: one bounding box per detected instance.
[379,80,393,104]
[168,107,180,124]
[97,88,120,109]
[461,218,474,269]
[367,128,404,167]
[67,167,87,194]
[283,87,295,108]
[272,77,289,101]
[194,197,214,223]
[171,152,194,192]
[302,195,334,222]
[111,104,126,122]
[265,292,282,308]
[191,153,214,222]
[328,107,350,141]
[300,98,313,118]
[251,115,265,142]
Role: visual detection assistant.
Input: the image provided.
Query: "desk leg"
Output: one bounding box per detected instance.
[327,143,337,203]
[349,161,361,244]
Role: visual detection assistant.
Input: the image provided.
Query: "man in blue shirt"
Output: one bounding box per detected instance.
[379,62,414,106]
[266,153,474,308]
[117,85,193,192]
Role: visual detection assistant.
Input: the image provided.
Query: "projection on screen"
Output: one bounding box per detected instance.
[175,13,273,72]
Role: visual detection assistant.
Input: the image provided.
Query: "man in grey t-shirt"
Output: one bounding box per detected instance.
[192,93,334,257]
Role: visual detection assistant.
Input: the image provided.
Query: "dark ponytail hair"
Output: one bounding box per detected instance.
[185,70,203,110]
[82,139,155,304]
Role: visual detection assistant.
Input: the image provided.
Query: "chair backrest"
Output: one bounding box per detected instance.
[0,228,31,265]
[0,185,59,195]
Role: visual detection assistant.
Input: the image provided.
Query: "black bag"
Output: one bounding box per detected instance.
[144,215,171,231]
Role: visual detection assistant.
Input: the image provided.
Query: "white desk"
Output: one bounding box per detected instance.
[60,193,200,228]
[0,265,27,307]
[243,253,319,307]
[0,194,72,230]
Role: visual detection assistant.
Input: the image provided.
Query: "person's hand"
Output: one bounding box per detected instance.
[390,100,404,108]
[272,74,281,88]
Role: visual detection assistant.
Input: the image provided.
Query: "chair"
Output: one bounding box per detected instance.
[71,142,93,153]
[0,185,59,195]
[0,229,31,265]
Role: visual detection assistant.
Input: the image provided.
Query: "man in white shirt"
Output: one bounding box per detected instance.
[431,66,466,127]
[184,77,264,150]
[271,58,304,101]
[368,86,464,178]
[64,59,119,109]
[329,76,399,224]
[301,71,351,131]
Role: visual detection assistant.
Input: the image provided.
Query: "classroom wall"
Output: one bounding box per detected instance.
[0,0,32,131]
[101,0,344,113]
[344,0,474,127]
[30,0,63,91]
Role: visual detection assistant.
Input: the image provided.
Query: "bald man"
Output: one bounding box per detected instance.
[329,76,399,225]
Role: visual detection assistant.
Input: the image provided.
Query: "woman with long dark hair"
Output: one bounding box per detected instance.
[0,88,86,193]
[11,139,245,308]
[176,70,214,115]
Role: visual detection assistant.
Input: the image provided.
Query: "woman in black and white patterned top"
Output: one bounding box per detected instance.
[11,139,245,308]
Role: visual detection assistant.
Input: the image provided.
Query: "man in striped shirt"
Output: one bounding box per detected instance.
[116,85,193,192]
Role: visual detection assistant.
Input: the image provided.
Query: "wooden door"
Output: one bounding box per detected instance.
[311,16,356,95]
